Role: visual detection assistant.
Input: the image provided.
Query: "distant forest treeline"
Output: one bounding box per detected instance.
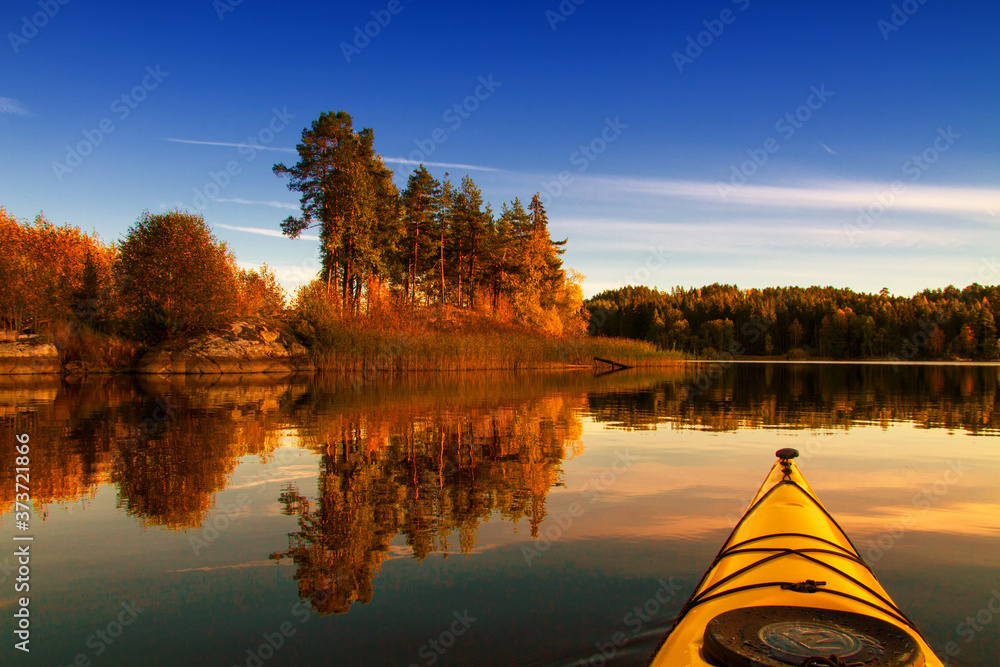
[586,284,1000,360]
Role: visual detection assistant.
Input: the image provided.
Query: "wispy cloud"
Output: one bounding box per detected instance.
[820,142,837,155]
[0,97,28,115]
[167,138,503,174]
[164,138,501,172]
[580,176,1000,215]
[215,222,319,241]
[381,157,501,172]
[163,138,296,152]
[563,216,977,252]
[172,560,290,573]
[213,197,298,211]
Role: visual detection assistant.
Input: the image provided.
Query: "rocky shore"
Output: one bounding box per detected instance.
[135,320,314,375]
[0,339,61,375]
[0,320,313,376]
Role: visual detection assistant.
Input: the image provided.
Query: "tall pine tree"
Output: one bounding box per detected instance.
[274,111,400,311]
[401,166,442,306]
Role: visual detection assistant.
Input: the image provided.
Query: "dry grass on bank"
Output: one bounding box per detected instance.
[297,306,685,371]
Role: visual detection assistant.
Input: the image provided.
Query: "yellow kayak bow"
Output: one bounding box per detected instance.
[648,448,944,667]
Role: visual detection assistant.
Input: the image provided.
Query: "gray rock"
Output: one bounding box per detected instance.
[136,319,313,375]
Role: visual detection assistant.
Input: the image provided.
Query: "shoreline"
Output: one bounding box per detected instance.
[680,357,1000,366]
[5,320,996,375]
[0,360,687,377]
[7,354,1000,376]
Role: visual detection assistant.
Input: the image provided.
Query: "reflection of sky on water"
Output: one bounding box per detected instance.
[553,424,1000,547]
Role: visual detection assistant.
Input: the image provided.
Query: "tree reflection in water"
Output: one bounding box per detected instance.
[269,388,584,615]
[3,365,999,617]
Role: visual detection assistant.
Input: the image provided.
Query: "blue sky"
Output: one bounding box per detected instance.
[2,0,998,298]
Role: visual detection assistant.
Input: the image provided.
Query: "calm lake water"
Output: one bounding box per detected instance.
[1,364,998,666]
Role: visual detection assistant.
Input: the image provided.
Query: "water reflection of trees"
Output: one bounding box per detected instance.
[269,386,584,614]
[586,364,1000,433]
[4,365,1000,525]
[4,364,1000,605]
[0,376,301,527]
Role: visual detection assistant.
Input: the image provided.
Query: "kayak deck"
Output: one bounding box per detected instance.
[648,450,944,667]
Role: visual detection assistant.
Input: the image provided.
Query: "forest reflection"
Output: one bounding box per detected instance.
[2,363,1000,614]
[589,363,1000,433]
[266,373,586,614]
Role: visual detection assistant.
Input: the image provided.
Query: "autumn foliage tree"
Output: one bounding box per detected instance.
[236,265,287,318]
[115,210,240,339]
[0,207,114,334]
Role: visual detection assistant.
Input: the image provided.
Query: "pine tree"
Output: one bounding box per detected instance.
[520,194,566,308]
[449,176,491,308]
[436,176,455,305]
[977,305,996,359]
[274,111,400,312]
[401,166,442,306]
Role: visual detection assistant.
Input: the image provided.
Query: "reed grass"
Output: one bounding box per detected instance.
[301,309,685,372]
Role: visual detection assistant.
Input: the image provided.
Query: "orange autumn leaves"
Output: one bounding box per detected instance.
[1,207,285,340]
[0,206,114,334]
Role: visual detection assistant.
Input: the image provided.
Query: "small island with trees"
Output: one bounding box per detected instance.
[0,110,668,375]
[1,110,997,376]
